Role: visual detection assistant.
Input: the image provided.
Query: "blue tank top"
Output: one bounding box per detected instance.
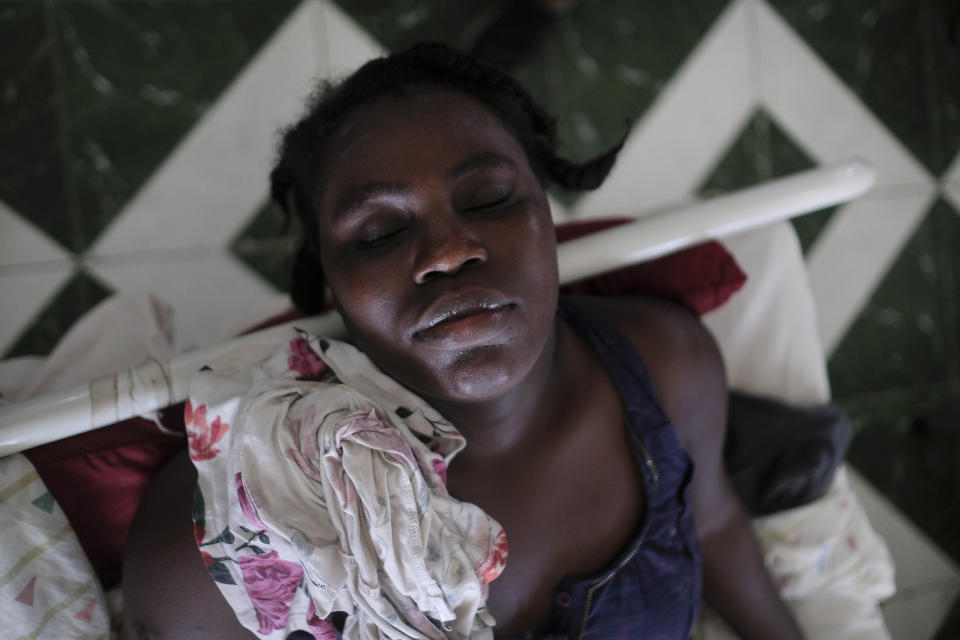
[506,300,703,639]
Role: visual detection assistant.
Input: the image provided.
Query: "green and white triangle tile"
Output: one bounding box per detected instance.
[511,0,732,167]
[751,0,938,355]
[88,249,277,349]
[0,2,73,253]
[3,271,112,359]
[85,1,340,349]
[574,0,756,218]
[766,0,960,178]
[0,200,70,270]
[56,0,300,252]
[0,199,75,356]
[698,109,838,253]
[89,1,310,259]
[829,200,960,400]
[315,0,385,77]
[0,1,300,255]
[230,200,300,293]
[847,468,960,640]
[830,200,960,560]
[943,151,960,214]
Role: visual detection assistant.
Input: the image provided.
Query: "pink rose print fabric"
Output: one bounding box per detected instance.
[185,399,229,461]
[288,336,329,380]
[238,551,304,634]
[187,332,505,639]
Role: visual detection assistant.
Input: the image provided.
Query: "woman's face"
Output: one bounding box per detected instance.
[315,90,559,405]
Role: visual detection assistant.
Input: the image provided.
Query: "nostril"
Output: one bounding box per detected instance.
[414,245,487,284]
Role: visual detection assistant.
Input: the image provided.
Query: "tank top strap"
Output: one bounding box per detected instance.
[557,298,672,437]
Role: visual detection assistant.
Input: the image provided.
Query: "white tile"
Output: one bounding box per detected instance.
[943,180,960,217]
[942,147,960,183]
[0,266,75,355]
[90,0,324,257]
[318,0,384,77]
[755,0,934,189]
[547,194,572,222]
[847,467,960,594]
[0,200,71,267]
[805,187,936,355]
[573,0,757,219]
[88,251,277,351]
[881,585,959,640]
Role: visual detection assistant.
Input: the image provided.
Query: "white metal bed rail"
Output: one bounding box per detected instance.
[0,158,875,456]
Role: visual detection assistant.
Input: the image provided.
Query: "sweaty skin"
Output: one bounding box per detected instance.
[122,91,803,639]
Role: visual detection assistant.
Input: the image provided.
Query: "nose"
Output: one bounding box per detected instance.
[413,217,488,284]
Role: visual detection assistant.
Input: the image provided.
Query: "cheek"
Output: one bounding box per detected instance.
[327,266,422,375]
[513,207,558,282]
[333,273,397,336]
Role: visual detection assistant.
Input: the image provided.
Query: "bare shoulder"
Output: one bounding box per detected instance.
[121,449,255,640]
[568,295,727,448]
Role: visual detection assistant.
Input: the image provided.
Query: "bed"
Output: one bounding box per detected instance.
[0,161,894,639]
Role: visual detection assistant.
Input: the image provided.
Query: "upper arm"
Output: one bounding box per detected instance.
[646,306,736,538]
[588,296,736,537]
[122,449,257,640]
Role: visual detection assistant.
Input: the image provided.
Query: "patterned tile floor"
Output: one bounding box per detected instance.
[1,0,958,636]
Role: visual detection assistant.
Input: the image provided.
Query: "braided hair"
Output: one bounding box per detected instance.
[271,42,625,313]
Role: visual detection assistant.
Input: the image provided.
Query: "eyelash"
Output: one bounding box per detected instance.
[352,191,516,249]
[465,191,514,212]
[356,226,408,249]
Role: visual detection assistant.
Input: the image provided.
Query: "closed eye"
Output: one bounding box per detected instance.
[356,226,408,249]
[463,191,514,212]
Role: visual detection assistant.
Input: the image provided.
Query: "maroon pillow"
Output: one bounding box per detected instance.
[23,406,185,588]
[23,217,745,587]
[556,217,746,315]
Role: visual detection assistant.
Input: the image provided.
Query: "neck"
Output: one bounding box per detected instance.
[426,317,571,457]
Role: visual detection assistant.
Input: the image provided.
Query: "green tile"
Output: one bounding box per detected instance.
[230,200,299,292]
[332,0,490,51]
[699,109,837,252]
[3,270,113,358]
[934,598,960,640]
[789,207,836,254]
[0,2,72,251]
[842,380,960,562]
[768,0,960,176]
[47,0,298,252]
[829,200,960,397]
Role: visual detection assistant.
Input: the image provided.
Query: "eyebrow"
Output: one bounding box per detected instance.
[446,151,518,179]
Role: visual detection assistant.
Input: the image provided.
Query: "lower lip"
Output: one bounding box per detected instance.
[416,307,513,347]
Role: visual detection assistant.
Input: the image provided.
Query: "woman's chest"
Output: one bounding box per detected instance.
[448,410,646,635]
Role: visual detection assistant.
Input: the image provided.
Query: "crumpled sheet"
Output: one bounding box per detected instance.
[0,453,114,640]
[189,330,507,640]
[692,466,896,640]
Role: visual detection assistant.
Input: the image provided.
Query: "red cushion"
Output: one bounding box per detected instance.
[556,218,746,315]
[23,405,185,588]
[23,217,745,587]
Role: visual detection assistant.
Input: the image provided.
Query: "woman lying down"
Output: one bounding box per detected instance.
[122,43,805,640]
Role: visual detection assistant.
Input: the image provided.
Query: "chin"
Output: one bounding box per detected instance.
[432,344,533,402]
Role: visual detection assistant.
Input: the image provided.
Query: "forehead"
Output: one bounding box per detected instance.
[316,91,531,208]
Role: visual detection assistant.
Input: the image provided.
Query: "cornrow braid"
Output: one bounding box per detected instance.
[272,42,625,314]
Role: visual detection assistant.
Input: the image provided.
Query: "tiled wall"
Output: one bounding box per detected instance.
[1,0,958,636]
